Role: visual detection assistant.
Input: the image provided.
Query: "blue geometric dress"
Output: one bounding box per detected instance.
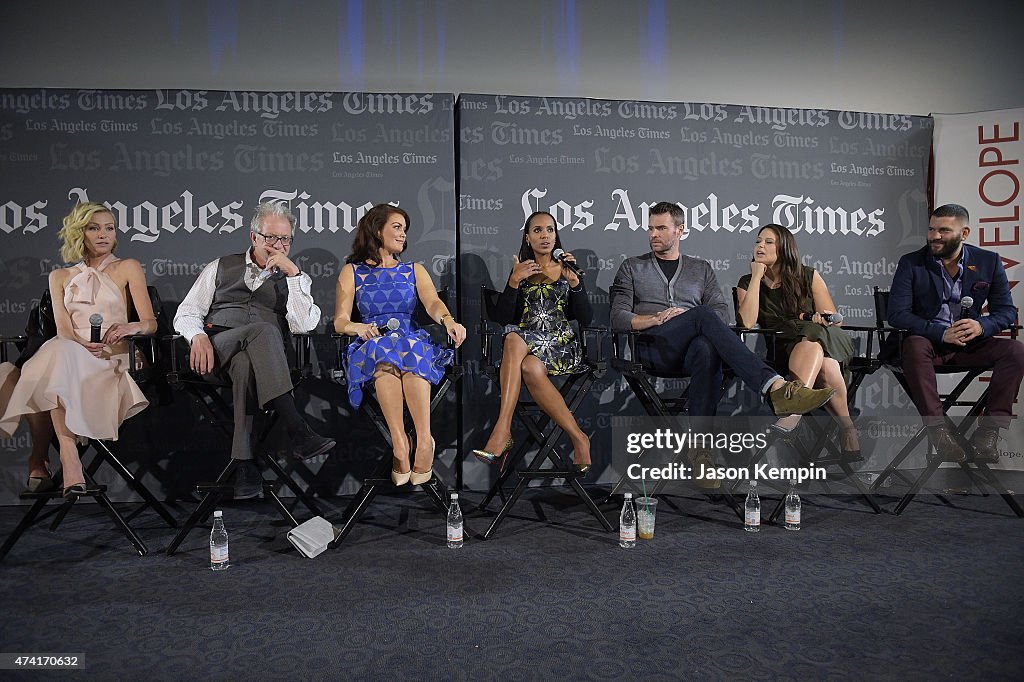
[344,261,454,408]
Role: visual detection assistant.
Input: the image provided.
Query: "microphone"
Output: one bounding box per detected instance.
[89,313,103,343]
[799,311,844,325]
[372,318,402,338]
[958,296,974,320]
[552,248,583,277]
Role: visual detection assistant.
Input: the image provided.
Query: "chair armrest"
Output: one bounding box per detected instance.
[477,318,507,370]
[730,325,782,364]
[611,330,644,373]
[160,334,187,386]
[579,325,608,368]
[0,335,27,363]
[124,333,158,379]
[330,332,353,382]
[291,332,312,379]
[836,325,881,365]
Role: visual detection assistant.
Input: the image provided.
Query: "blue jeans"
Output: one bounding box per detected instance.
[637,306,780,416]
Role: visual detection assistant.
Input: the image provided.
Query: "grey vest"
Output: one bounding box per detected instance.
[203,253,290,338]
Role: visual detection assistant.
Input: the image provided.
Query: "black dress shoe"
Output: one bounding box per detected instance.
[291,431,337,461]
[969,428,1000,463]
[929,426,966,463]
[232,460,263,500]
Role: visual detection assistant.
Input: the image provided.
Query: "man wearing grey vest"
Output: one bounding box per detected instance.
[174,202,335,499]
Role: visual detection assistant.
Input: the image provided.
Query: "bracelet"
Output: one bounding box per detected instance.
[440,313,454,325]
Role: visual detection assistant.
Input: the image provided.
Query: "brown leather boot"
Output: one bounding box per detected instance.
[969,428,1000,463]
[929,426,966,463]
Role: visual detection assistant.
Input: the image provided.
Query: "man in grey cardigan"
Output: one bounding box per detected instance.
[610,201,833,418]
[174,202,335,498]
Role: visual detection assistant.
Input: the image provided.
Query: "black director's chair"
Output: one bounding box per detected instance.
[163,331,327,555]
[474,286,612,538]
[608,317,748,515]
[870,287,1023,517]
[328,288,463,547]
[0,287,177,560]
[727,288,882,522]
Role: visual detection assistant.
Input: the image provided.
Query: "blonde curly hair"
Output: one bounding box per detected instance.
[58,202,117,263]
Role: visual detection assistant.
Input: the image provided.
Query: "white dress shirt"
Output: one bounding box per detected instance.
[173,250,321,343]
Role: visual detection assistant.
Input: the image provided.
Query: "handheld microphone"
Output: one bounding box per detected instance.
[958,296,974,321]
[552,248,583,277]
[799,311,844,325]
[89,313,103,343]
[372,318,402,338]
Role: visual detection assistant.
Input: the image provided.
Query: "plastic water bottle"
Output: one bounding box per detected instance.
[744,481,760,532]
[619,492,636,548]
[785,479,801,531]
[447,493,463,548]
[209,510,229,570]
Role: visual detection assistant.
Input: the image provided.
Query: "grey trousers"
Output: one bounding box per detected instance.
[210,322,294,460]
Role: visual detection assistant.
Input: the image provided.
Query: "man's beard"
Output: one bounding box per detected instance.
[931,236,962,260]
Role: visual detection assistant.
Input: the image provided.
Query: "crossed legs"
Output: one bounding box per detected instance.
[779,340,858,450]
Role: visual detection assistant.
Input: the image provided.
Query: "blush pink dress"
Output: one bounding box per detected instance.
[0,255,149,440]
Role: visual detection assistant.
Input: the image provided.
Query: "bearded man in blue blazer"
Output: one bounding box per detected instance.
[888,203,1024,462]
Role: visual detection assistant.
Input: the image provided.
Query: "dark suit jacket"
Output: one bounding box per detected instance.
[887,243,1017,345]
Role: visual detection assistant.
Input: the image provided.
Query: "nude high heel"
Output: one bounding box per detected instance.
[410,437,435,485]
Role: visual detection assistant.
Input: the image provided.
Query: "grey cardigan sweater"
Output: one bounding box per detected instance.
[609,252,729,331]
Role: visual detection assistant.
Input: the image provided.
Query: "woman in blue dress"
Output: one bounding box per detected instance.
[334,204,466,485]
[472,211,593,473]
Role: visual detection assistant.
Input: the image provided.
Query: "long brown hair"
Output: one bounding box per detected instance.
[345,204,411,265]
[759,224,809,318]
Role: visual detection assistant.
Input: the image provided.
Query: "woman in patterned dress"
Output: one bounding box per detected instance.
[472,211,594,473]
[334,204,466,485]
[0,202,155,497]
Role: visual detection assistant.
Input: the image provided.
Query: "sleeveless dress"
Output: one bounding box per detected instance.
[506,279,584,375]
[737,265,854,369]
[0,255,149,440]
[344,261,454,408]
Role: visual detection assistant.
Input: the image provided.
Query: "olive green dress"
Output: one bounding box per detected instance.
[737,265,854,369]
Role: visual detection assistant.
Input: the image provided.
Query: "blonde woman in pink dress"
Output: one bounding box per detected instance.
[0,202,154,498]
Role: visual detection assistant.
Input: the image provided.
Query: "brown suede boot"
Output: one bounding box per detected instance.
[767,381,835,417]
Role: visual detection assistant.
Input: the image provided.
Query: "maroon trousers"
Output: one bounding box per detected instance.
[901,335,1024,429]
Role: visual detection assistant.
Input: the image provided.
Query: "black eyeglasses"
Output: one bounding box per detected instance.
[255,231,293,246]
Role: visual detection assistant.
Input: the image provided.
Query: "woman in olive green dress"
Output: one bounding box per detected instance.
[736,224,859,457]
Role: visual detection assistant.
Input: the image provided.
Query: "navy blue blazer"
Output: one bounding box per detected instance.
[887,243,1017,345]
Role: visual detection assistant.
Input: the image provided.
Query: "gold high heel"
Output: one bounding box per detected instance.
[472,437,514,465]
[411,437,435,485]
